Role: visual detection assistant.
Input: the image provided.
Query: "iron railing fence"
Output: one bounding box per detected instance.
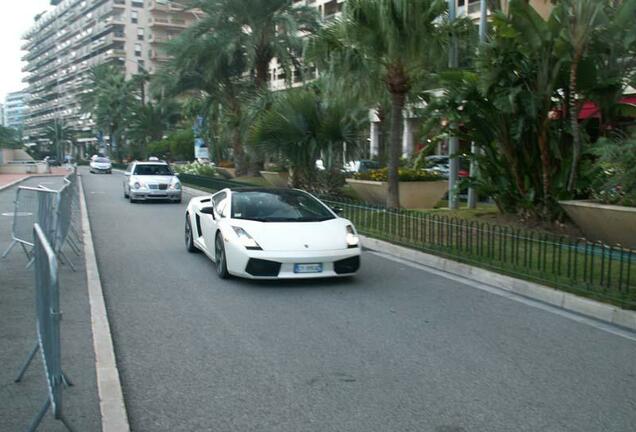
[178,173,254,191]
[178,174,636,309]
[321,197,636,309]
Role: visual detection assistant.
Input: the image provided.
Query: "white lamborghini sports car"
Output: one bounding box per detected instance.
[184,188,361,279]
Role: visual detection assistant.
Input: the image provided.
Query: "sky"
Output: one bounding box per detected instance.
[0,0,52,104]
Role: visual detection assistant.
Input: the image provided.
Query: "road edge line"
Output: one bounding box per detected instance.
[79,174,131,432]
[361,235,636,333]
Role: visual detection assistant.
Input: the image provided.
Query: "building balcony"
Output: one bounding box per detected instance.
[148,32,176,44]
[148,16,188,29]
[149,0,186,12]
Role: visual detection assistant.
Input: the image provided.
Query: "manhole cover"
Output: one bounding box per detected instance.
[1,212,33,217]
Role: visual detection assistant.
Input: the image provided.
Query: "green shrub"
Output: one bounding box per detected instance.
[173,161,217,176]
[353,168,443,182]
[592,133,636,207]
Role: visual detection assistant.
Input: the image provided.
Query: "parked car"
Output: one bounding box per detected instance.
[424,155,469,178]
[343,160,381,174]
[44,156,61,167]
[184,188,361,279]
[123,160,182,203]
[89,157,112,174]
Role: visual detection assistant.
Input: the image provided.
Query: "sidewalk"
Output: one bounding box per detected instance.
[0,176,101,431]
[0,167,71,190]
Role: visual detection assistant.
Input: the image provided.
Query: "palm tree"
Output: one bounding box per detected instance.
[44,120,75,161]
[182,0,320,174]
[250,88,363,188]
[128,98,181,158]
[562,0,603,192]
[307,0,449,208]
[161,29,250,173]
[186,0,319,91]
[81,64,137,160]
[585,0,636,135]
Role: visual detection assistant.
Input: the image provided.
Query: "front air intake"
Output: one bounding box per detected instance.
[245,259,281,277]
[334,256,360,274]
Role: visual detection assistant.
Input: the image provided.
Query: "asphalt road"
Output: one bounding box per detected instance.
[81,168,636,432]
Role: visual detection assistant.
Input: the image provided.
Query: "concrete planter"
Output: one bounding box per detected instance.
[260,171,289,188]
[0,162,50,174]
[217,167,236,179]
[346,179,448,209]
[560,200,636,248]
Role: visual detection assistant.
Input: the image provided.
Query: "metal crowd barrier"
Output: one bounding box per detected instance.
[2,167,81,271]
[14,223,75,432]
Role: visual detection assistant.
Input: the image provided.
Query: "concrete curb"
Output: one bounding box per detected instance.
[361,235,636,332]
[79,175,130,432]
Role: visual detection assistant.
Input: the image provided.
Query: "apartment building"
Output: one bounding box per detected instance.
[0,104,4,127]
[22,0,196,154]
[269,0,345,91]
[4,91,27,130]
[457,0,553,20]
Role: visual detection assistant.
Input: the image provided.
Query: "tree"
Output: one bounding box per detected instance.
[562,0,603,191]
[250,88,363,188]
[128,98,181,158]
[160,28,250,173]
[421,0,636,221]
[0,126,21,149]
[175,0,320,174]
[307,0,451,208]
[44,121,75,161]
[81,64,138,160]
[186,0,319,91]
[584,0,636,135]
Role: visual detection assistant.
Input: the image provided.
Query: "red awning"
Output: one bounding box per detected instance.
[578,96,636,120]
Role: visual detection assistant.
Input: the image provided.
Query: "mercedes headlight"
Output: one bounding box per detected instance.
[232,226,262,250]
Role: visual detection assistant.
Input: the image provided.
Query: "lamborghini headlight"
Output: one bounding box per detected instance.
[346,225,359,248]
[232,226,262,250]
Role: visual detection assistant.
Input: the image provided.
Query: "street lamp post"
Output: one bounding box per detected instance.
[467,0,488,209]
[447,0,459,210]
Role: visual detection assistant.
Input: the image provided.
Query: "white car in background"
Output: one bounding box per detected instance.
[123,160,182,203]
[184,188,361,279]
[89,156,112,174]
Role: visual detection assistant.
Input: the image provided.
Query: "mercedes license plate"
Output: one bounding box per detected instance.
[294,263,323,274]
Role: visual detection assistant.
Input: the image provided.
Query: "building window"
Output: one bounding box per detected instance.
[131,10,138,24]
[137,28,144,41]
[132,0,143,7]
[137,60,145,72]
[134,43,142,57]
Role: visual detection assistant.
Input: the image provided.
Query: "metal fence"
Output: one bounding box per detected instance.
[178,173,252,191]
[14,223,75,432]
[178,173,636,309]
[2,168,81,270]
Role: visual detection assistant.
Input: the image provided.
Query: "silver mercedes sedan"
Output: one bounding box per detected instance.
[123,160,182,203]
